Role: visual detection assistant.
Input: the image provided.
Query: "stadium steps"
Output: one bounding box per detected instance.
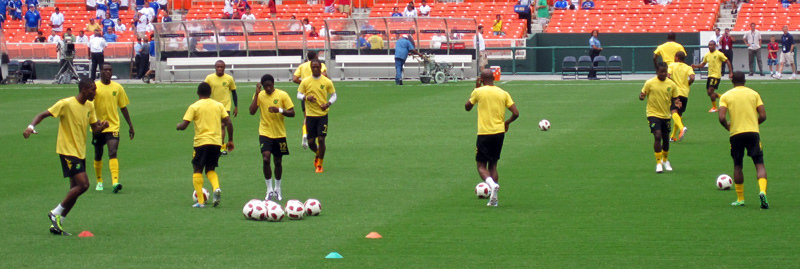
[733,1,800,31]
[714,4,737,30]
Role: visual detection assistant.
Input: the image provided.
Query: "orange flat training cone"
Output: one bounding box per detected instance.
[78,231,94,237]
[365,232,382,239]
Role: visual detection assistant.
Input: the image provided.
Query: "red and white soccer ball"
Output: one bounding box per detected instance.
[304,199,322,216]
[193,188,209,204]
[285,199,305,220]
[539,119,551,131]
[475,182,491,199]
[242,199,263,220]
[717,174,733,190]
[251,201,268,221]
[265,201,285,222]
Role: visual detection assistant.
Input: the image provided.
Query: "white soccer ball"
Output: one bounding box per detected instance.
[539,119,551,131]
[475,182,491,199]
[304,199,322,216]
[193,188,209,204]
[285,199,305,220]
[265,201,285,222]
[251,201,268,221]
[242,199,262,220]
[717,174,733,190]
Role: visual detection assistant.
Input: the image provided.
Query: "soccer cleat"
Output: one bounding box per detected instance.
[663,161,673,171]
[221,150,228,156]
[192,203,205,208]
[678,127,688,141]
[314,157,319,168]
[49,225,70,236]
[315,166,324,173]
[708,108,718,113]
[213,188,221,207]
[48,212,65,235]
[487,183,499,207]
[112,183,122,193]
[266,191,274,201]
[731,200,746,206]
[95,182,104,191]
[669,137,677,142]
[655,163,664,173]
[301,135,309,149]
[276,189,283,201]
[791,75,797,80]
[759,192,769,209]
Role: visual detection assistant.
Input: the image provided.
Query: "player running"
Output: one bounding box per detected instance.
[177,82,234,208]
[249,74,295,201]
[718,71,769,209]
[204,60,237,155]
[640,62,679,173]
[653,32,686,69]
[92,63,135,193]
[692,40,733,113]
[292,51,328,149]
[667,52,694,142]
[297,60,337,173]
[23,78,109,235]
[465,70,519,207]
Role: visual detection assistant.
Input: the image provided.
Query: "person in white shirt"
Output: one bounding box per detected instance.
[48,30,63,44]
[88,29,108,80]
[136,20,153,38]
[86,0,96,10]
[656,0,671,5]
[156,0,166,10]
[241,7,255,20]
[710,27,721,44]
[75,30,89,43]
[475,25,487,72]
[50,7,65,33]
[402,3,417,17]
[319,25,327,37]
[96,0,107,19]
[140,5,154,22]
[223,0,234,18]
[418,0,431,17]
[115,22,127,32]
[430,32,445,48]
[302,18,311,32]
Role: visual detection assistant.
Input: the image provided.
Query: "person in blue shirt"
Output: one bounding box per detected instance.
[554,0,568,9]
[148,0,159,20]
[588,29,602,79]
[109,0,119,23]
[11,0,23,20]
[24,0,36,8]
[0,0,8,26]
[24,5,39,32]
[390,7,402,17]
[394,35,422,85]
[101,14,115,33]
[103,27,117,42]
[356,33,370,49]
[135,0,144,10]
[581,0,594,9]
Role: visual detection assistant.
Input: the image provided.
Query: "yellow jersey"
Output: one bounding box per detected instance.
[468,85,515,135]
[492,20,503,32]
[204,73,237,111]
[294,62,328,80]
[641,77,678,119]
[654,41,686,66]
[182,98,229,147]
[47,97,98,159]
[94,81,130,133]
[255,89,294,138]
[667,62,695,98]
[367,35,384,49]
[298,76,336,117]
[702,50,728,79]
[720,86,764,136]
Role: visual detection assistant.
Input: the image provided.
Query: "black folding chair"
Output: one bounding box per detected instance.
[561,56,577,80]
[576,55,593,80]
[607,55,623,80]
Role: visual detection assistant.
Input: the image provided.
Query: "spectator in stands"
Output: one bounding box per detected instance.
[643,0,656,5]
[431,32,445,48]
[148,0,159,21]
[24,5,39,32]
[109,0,119,24]
[86,18,102,33]
[394,34,422,85]
[161,9,172,22]
[492,15,506,36]
[136,18,153,38]
[719,28,734,75]
[743,22,764,76]
[776,25,796,79]
[710,27,721,44]
[96,0,108,19]
[50,7,64,34]
[63,28,76,43]
[323,0,335,13]
[418,0,431,17]
[356,33,369,49]
[289,15,302,31]
[140,3,154,22]
[104,27,117,42]
[319,25,328,37]
[115,20,127,32]
[235,0,248,18]
[391,7,402,16]
[475,25,487,73]
[267,0,276,18]
[25,0,36,8]
[9,0,23,21]
[339,0,351,15]
[767,35,779,77]
[403,2,417,17]
[517,0,534,34]
[554,0,568,10]
[536,0,549,23]
[101,13,115,34]
[76,30,89,43]
[135,0,144,10]
[48,30,62,44]
[241,7,255,20]
[156,0,166,12]
[120,0,128,10]
[368,34,384,49]
[33,30,45,42]
[0,0,6,27]
[781,0,791,8]
[308,26,319,37]
[7,0,18,21]
[581,0,594,9]
[569,0,578,9]
[87,0,97,10]
[588,29,602,80]
[302,18,311,32]
[88,29,107,80]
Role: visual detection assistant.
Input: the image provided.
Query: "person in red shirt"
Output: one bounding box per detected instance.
[324,0,335,13]
[267,0,276,18]
[718,28,735,76]
[338,0,350,15]
[767,36,779,77]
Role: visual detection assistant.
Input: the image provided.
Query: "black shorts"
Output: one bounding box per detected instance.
[259,136,289,157]
[670,96,689,116]
[192,145,222,169]
[730,132,764,166]
[59,155,86,178]
[306,115,328,139]
[92,131,120,147]
[706,77,721,90]
[476,133,505,163]
[647,117,671,134]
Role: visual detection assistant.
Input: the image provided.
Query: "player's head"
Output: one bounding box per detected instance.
[731,71,746,86]
[656,62,668,81]
[101,63,113,82]
[783,25,789,34]
[707,40,716,51]
[215,60,225,76]
[260,74,275,94]
[480,69,494,85]
[78,78,97,101]
[667,32,676,41]
[197,82,212,97]
[310,59,322,77]
[674,51,686,63]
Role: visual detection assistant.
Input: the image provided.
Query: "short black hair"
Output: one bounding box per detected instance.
[79,78,94,90]
[667,32,676,41]
[310,59,322,66]
[260,74,274,85]
[197,82,212,97]
[656,62,668,71]
[675,51,686,61]
[731,71,746,85]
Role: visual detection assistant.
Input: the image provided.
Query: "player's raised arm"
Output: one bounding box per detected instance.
[249,83,262,115]
[23,110,53,138]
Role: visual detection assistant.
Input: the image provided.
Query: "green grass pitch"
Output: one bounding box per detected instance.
[1,78,799,267]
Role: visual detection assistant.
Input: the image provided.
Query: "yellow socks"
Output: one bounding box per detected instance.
[735,183,744,201]
[318,158,324,167]
[207,170,220,191]
[654,152,662,164]
[671,113,684,138]
[711,100,718,109]
[662,151,669,162]
[94,160,103,183]
[193,173,205,204]
[758,178,767,194]
[221,143,227,151]
[109,158,119,185]
[302,124,307,136]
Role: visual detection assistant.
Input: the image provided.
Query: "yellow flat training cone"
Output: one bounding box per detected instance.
[365,232,382,239]
[78,231,94,237]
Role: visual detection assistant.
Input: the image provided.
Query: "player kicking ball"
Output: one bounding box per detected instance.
[640,62,679,173]
[177,82,234,208]
[465,70,519,207]
[249,74,295,201]
[667,52,694,142]
[23,78,109,235]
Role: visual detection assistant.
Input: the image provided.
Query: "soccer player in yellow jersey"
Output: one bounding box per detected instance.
[718,72,769,209]
[653,32,686,69]
[297,60,337,173]
[465,70,519,207]
[204,60,237,155]
[249,74,295,201]
[23,78,109,236]
[292,51,328,149]
[639,63,679,173]
[92,63,135,193]
[177,82,234,208]
[667,52,694,142]
[691,40,733,113]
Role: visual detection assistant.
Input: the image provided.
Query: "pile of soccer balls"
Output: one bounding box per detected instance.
[242,198,322,221]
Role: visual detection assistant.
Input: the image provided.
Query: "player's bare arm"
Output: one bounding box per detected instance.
[306,95,317,103]
[504,104,519,132]
[688,74,695,85]
[268,106,295,117]
[121,107,134,139]
[725,61,733,79]
[465,100,475,111]
[639,92,646,100]
[652,54,659,69]
[222,116,234,152]
[757,105,766,124]
[717,106,730,131]
[22,110,53,138]
[249,83,262,115]
[292,75,302,84]
[91,120,110,134]
[176,120,190,131]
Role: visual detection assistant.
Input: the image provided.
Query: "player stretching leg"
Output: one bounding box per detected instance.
[691,41,733,113]
[292,51,328,149]
[177,82,234,208]
[297,60,337,173]
[666,52,694,141]
[24,78,109,235]
[465,70,519,207]
[250,74,295,201]
[92,63,135,193]
[640,63,679,173]
[204,60,238,155]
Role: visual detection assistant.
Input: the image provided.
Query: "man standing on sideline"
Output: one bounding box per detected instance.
[292,51,328,149]
[710,27,721,44]
[475,25,487,73]
[133,37,143,77]
[667,51,694,142]
[297,60,337,173]
[249,74,295,201]
[719,28,735,76]
[92,63,134,193]
[204,60,237,155]
[639,62,678,173]
[743,23,764,76]
[393,34,422,85]
[88,29,107,80]
[653,32,686,69]
[718,71,769,209]
[776,25,796,79]
[588,29,602,80]
[23,78,109,235]
[465,70,519,207]
[691,41,733,113]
